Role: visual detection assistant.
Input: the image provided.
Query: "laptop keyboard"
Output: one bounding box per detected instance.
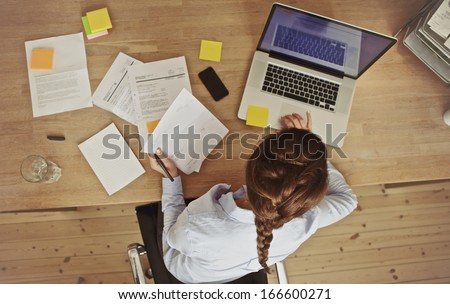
[262,64,340,112]
[274,25,347,66]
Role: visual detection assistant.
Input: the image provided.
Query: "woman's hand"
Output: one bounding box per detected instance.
[149,148,179,178]
[280,112,312,132]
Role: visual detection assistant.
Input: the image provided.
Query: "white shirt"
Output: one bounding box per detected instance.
[161,162,357,283]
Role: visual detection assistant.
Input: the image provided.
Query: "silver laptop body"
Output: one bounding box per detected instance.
[238,3,396,147]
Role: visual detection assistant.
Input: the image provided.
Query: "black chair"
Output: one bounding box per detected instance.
[127,199,271,284]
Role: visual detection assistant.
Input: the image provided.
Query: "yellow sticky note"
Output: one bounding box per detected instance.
[199,40,222,62]
[246,105,269,128]
[146,120,160,134]
[86,8,112,33]
[30,48,54,70]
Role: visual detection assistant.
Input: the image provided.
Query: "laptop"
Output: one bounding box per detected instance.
[238,3,396,147]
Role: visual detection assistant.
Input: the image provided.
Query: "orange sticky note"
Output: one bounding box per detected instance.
[246,105,269,127]
[146,120,160,134]
[30,48,54,70]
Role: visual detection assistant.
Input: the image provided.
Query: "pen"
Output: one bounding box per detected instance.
[154,153,174,182]
[47,135,65,141]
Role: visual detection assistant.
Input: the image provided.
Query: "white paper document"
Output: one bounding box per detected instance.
[445,37,450,49]
[25,32,92,117]
[92,52,142,125]
[428,0,450,39]
[128,56,192,142]
[79,122,146,195]
[145,89,229,175]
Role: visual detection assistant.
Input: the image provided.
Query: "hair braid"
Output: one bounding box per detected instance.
[246,128,328,272]
[255,217,274,273]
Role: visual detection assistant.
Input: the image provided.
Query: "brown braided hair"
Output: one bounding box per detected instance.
[245,128,328,273]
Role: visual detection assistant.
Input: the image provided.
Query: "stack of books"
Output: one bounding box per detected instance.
[404,0,450,84]
[82,8,112,40]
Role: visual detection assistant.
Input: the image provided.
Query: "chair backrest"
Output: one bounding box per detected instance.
[135,200,268,284]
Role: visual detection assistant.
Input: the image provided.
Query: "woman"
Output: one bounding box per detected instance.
[150,113,357,283]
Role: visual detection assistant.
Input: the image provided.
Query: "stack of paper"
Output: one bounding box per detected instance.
[92,54,191,129]
[82,8,112,40]
[404,0,450,84]
[93,54,228,174]
[427,0,450,40]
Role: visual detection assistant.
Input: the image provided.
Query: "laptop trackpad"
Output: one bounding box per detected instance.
[279,102,308,120]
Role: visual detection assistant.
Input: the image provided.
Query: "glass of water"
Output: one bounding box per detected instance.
[20,155,62,183]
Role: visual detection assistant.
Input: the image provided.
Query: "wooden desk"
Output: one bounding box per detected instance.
[1,0,449,212]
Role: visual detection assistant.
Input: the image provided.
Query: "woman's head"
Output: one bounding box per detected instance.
[245,128,328,272]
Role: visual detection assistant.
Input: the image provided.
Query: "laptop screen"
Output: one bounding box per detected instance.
[257,4,396,79]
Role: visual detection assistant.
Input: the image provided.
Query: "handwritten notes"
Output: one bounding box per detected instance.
[146,88,229,174]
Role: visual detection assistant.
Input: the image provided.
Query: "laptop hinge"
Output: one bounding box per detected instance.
[268,51,345,79]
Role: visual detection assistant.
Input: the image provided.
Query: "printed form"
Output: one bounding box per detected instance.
[24,32,92,117]
[92,52,142,125]
[128,56,192,147]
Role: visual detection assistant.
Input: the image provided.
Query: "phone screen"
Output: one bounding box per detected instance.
[198,67,229,101]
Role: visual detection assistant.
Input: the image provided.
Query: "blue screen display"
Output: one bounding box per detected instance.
[258,5,396,78]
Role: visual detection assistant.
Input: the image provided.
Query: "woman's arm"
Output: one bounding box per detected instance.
[161,176,186,235]
[149,149,188,251]
[316,162,358,228]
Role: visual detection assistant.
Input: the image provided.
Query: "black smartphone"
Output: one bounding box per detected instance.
[198,67,229,101]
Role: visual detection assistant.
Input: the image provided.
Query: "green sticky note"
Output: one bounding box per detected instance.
[82,16,93,35]
[199,40,223,62]
[82,15,108,39]
[246,105,269,128]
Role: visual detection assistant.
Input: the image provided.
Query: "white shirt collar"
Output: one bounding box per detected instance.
[216,185,255,224]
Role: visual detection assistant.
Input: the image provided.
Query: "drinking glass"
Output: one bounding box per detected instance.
[20,155,61,183]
